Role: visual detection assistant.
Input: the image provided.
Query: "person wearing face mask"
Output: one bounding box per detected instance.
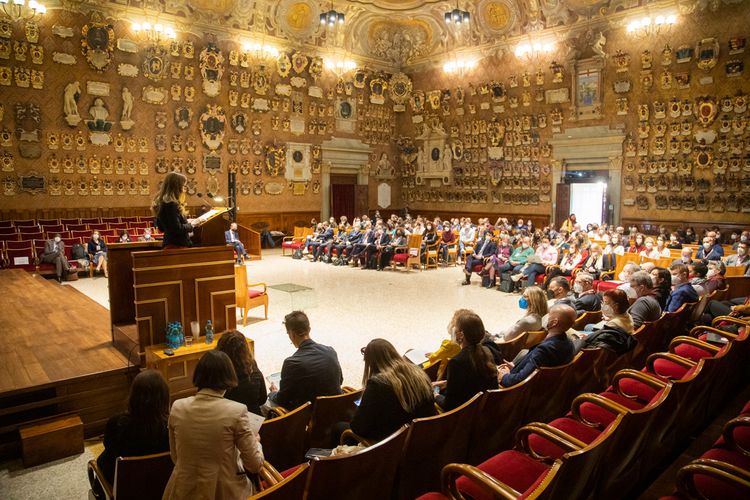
[627,271,663,329]
[137,227,154,242]
[628,233,646,254]
[41,233,73,283]
[580,243,605,279]
[733,231,749,251]
[653,237,671,258]
[688,261,709,296]
[542,242,584,288]
[363,225,390,269]
[462,231,497,286]
[650,267,672,309]
[598,289,634,334]
[378,228,406,270]
[704,260,727,294]
[667,232,683,250]
[483,234,512,288]
[438,224,456,263]
[433,311,499,411]
[696,236,724,261]
[573,289,636,354]
[665,263,699,313]
[498,304,577,387]
[546,276,576,309]
[573,272,602,314]
[515,237,558,288]
[87,231,109,278]
[725,242,750,273]
[672,247,694,266]
[496,286,548,341]
[683,227,696,244]
[458,221,477,262]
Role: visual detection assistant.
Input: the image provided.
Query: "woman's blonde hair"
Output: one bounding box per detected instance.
[362,339,433,413]
[152,172,187,217]
[524,286,548,317]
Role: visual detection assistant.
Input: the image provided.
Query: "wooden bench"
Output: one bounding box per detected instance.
[20,414,83,467]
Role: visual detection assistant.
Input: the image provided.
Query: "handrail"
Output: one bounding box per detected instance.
[236,221,262,260]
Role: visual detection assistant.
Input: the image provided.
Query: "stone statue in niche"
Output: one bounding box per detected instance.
[592,32,607,59]
[120,87,134,131]
[86,98,113,145]
[63,81,81,127]
[443,143,452,170]
[376,153,393,177]
[15,102,41,159]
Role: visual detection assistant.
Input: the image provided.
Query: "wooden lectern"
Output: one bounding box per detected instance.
[191,206,230,246]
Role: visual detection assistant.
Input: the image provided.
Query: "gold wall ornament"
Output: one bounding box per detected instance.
[141,86,169,105]
[81,17,115,72]
[694,96,718,127]
[277,52,291,78]
[199,104,226,150]
[199,42,224,97]
[143,44,170,82]
[291,51,308,74]
[389,72,412,112]
[265,144,285,176]
[696,38,719,72]
[252,64,270,95]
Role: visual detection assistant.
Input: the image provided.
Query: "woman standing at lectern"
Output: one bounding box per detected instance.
[152,172,199,248]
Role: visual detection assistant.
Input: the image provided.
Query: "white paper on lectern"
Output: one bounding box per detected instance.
[193,209,222,224]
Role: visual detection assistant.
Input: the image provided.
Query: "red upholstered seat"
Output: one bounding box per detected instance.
[578,390,651,426]
[471,263,483,273]
[248,289,264,299]
[692,448,750,500]
[415,493,448,500]
[455,450,549,500]
[527,417,603,460]
[596,280,619,292]
[281,241,303,249]
[742,400,750,416]
[673,342,717,362]
[392,253,409,264]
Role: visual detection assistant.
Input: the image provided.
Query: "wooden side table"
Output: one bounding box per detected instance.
[145,332,254,400]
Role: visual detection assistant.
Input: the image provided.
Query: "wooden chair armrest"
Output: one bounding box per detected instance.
[645,352,697,376]
[434,402,444,414]
[247,282,267,293]
[669,335,721,355]
[712,316,750,327]
[599,270,615,280]
[87,459,114,500]
[723,416,750,457]
[516,423,585,462]
[689,325,739,341]
[258,460,284,487]
[393,245,409,254]
[342,386,358,393]
[676,458,750,498]
[282,236,302,243]
[571,393,630,427]
[265,406,288,418]
[340,429,373,447]
[442,463,521,500]
[612,368,668,398]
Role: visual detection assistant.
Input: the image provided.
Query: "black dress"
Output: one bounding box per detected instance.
[156,201,193,248]
[350,377,436,442]
[96,414,170,485]
[224,370,267,416]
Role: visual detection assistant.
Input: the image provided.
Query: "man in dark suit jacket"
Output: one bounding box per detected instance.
[310,223,334,262]
[666,263,699,313]
[332,226,362,263]
[363,227,391,268]
[498,304,577,387]
[225,222,248,263]
[462,232,497,285]
[573,272,602,314]
[41,234,72,283]
[267,311,343,411]
[348,225,374,264]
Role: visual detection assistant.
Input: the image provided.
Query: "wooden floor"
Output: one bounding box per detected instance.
[0,270,129,395]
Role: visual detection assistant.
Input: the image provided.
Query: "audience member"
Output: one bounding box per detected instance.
[547,276,576,309]
[615,262,640,300]
[91,370,169,497]
[573,272,602,314]
[338,339,436,445]
[435,311,499,410]
[672,247,693,266]
[462,231,496,285]
[41,233,72,283]
[696,235,724,260]
[266,311,343,411]
[498,304,577,387]
[496,286,547,341]
[484,234,512,288]
[725,242,750,273]
[163,351,263,499]
[517,236,558,288]
[688,261,709,296]
[87,231,108,278]
[666,263,699,313]
[598,289,634,334]
[225,222,249,263]
[650,266,672,309]
[137,227,154,242]
[216,331,266,416]
[627,271,663,329]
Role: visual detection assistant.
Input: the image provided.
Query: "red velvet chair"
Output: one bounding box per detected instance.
[18,231,43,242]
[18,225,41,234]
[5,247,36,271]
[11,219,36,227]
[0,232,20,242]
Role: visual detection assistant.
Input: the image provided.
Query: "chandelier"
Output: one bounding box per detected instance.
[131,21,177,43]
[514,38,556,60]
[320,1,344,28]
[243,40,279,62]
[444,3,470,25]
[0,0,46,21]
[443,55,477,76]
[324,57,356,78]
[626,13,677,37]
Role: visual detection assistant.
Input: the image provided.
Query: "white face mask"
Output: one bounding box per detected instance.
[671,274,683,286]
[739,248,747,256]
[54,236,61,242]
[144,233,151,239]
[93,235,99,240]
[618,271,627,281]
[573,283,583,294]
[651,276,659,286]
[707,269,717,278]
[601,304,614,318]
[703,243,711,249]
[541,315,549,330]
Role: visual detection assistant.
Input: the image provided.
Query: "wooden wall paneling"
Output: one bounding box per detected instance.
[236,211,320,234]
[133,247,236,350]
[108,241,162,327]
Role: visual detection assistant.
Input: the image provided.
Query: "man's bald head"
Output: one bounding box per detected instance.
[547,304,576,335]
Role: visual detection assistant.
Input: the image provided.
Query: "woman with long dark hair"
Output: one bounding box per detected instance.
[435,310,498,410]
[215,331,266,416]
[651,266,672,309]
[152,172,200,248]
[92,370,170,494]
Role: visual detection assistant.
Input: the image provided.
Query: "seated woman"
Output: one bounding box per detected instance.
[163,351,263,500]
[215,331,266,416]
[438,225,456,263]
[689,261,709,296]
[654,236,672,258]
[579,243,604,279]
[496,286,547,341]
[483,234,512,288]
[704,260,727,294]
[87,231,108,277]
[118,229,132,243]
[603,233,625,257]
[378,228,407,270]
[91,370,170,498]
[435,311,499,411]
[543,242,583,287]
[640,237,658,259]
[420,222,438,261]
[628,233,646,254]
[651,267,672,309]
[583,288,634,335]
[338,339,436,445]
[667,232,683,249]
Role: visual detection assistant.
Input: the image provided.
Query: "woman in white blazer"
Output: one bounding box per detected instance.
[163,351,264,500]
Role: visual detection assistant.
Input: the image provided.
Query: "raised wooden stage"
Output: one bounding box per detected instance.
[0,269,136,459]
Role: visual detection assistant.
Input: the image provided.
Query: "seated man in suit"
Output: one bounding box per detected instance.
[666,263,699,313]
[696,235,724,261]
[547,276,576,309]
[348,223,373,265]
[225,222,248,263]
[311,222,334,262]
[671,247,693,266]
[362,226,390,269]
[497,304,577,387]
[41,233,72,283]
[333,224,363,264]
[462,231,496,285]
[573,272,602,314]
[725,242,750,274]
[266,311,343,412]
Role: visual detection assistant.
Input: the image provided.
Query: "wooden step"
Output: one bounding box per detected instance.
[20,414,83,467]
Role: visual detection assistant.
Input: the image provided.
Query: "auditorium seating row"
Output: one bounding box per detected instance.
[661,398,750,499]
[0,216,152,228]
[0,220,156,241]
[411,312,749,499]
[249,302,701,499]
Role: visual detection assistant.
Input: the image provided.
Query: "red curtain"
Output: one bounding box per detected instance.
[331,184,355,221]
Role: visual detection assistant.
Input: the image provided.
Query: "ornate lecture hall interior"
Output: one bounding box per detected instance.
[1,0,750,499]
